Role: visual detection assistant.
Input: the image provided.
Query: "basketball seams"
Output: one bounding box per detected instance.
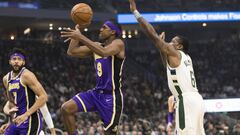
[71,3,93,25]
[72,12,92,23]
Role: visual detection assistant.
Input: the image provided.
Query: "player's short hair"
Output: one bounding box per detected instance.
[9,48,27,61]
[176,35,189,53]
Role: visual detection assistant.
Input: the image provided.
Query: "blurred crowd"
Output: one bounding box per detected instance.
[3,0,240,12]
[0,30,240,135]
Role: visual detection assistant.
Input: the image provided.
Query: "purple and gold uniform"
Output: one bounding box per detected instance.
[4,67,42,135]
[72,53,125,132]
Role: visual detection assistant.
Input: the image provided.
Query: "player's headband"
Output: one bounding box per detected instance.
[103,21,121,37]
[10,53,25,60]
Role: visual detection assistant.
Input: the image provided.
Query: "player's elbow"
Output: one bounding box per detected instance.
[67,50,85,58]
[41,94,48,104]
[67,50,74,56]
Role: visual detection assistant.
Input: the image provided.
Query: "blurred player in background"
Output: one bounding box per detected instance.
[1,101,56,135]
[60,21,125,135]
[129,0,205,134]
[167,95,175,135]
[1,48,48,135]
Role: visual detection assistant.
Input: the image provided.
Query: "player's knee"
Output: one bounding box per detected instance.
[61,102,74,115]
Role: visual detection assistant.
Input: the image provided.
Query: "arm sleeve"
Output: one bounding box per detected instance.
[40,104,54,129]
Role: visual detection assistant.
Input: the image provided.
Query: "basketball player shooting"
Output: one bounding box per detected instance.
[129,0,205,134]
[60,20,125,135]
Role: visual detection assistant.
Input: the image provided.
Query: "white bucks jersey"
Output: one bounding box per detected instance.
[167,51,198,98]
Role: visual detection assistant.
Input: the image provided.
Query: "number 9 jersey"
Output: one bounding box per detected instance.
[94,53,124,92]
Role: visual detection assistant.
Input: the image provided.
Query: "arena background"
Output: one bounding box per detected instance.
[0,0,240,134]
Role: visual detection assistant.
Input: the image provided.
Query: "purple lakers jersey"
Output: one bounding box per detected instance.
[7,67,41,129]
[94,53,125,91]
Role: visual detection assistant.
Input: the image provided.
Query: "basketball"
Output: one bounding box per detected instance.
[71,3,93,28]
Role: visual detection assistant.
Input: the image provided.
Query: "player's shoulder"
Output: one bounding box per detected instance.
[2,74,8,82]
[113,38,125,45]
[21,69,35,79]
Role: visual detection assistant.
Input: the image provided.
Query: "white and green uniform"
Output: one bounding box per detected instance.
[167,51,205,135]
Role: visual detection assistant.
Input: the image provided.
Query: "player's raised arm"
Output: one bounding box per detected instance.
[129,0,170,55]
[64,25,92,58]
[129,0,180,66]
[129,0,159,44]
[61,24,124,58]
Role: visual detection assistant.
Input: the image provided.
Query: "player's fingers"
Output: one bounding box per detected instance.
[159,32,165,40]
[16,118,23,126]
[75,25,80,30]
[162,32,165,39]
[61,34,72,38]
[12,118,17,123]
[9,108,18,113]
[64,38,71,43]
[60,31,73,34]
[62,27,74,31]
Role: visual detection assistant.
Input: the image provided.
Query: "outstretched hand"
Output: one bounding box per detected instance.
[159,32,165,41]
[129,0,137,12]
[61,25,82,42]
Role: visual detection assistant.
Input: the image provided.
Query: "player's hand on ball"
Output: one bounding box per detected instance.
[129,0,137,12]
[61,27,82,42]
[13,113,29,126]
[0,123,10,134]
[62,25,81,42]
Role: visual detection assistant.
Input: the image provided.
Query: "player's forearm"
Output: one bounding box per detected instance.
[3,101,10,115]
[77,35,106,57]
[159,51,167,67]
[134,10,159,43]
[67,39,80,55]
[26,95,48,117]
[133,10,168,53]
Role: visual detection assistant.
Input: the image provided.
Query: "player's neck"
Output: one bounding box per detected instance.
[11,67,24,78]
[12,71,21,78]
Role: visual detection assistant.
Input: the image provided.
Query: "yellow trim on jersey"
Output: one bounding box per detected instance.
[104,56,116,130]
[27,116,32,135]
[76,95,87,112]
[118,58,125,132]
[94,53,103,60]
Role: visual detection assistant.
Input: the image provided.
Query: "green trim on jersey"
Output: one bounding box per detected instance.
[174,85,185,130]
